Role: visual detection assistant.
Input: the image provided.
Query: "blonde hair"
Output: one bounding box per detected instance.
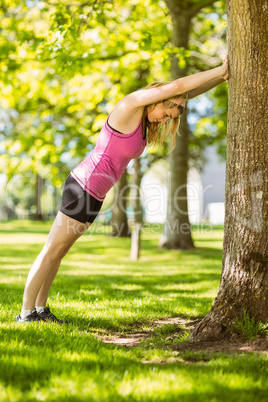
[144,81,187,151]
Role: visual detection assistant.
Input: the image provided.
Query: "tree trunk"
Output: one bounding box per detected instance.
[54,184,60,216]
[191,0,268,341]
[159,3,194,249]
[111,170,131,237]
[34,174,45,221]
[132,158,143,225]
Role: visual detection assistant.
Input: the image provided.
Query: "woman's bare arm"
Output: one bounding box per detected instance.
[122,61,228,110]
[109,56,228,132]
[187,77,226,99]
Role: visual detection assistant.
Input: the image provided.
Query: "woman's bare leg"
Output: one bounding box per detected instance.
[22,211,90,310]
[35,221,90,307]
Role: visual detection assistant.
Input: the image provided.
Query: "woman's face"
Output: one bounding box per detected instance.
[147,100,186,124]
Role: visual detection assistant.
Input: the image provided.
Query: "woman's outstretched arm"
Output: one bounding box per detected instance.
[122,58,229,109]
[187,55,228,99]
[187,76,226,99]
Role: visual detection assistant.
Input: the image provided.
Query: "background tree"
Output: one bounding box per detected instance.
[111,171,130,237]
[131,158,143,226]
[191,0,268,341]
[159,0,226,250]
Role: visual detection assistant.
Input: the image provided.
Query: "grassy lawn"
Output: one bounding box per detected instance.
[0,220,267,401]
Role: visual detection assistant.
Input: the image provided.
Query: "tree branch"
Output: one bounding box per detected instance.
[188,0,216,17]
[45,0,111,8]
[93,50,135,61]
[26,50,136,65]
[45,1,94,7]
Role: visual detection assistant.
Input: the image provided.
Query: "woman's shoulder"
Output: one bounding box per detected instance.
[107,100,144,135]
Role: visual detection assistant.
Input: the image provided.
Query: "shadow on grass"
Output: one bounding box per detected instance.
[1,241,222,330]
[0,325,267,401]
[1,268,220,298]
[1,239,223,271]
[72,242,223,262]
[0,272,217,331]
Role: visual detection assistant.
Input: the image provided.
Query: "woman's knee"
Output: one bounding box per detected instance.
[42,244,68,262]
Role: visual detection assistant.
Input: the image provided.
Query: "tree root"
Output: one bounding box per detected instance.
[189,312,229,342]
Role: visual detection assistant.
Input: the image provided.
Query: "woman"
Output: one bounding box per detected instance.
[16,57,229,323]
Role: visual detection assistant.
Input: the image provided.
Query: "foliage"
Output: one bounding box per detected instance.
[0,0,174,185]
[0,0,228,218]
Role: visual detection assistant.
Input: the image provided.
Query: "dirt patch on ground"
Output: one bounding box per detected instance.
[98,316,268,355]
[169,338,268,354]
[99,316,191,346]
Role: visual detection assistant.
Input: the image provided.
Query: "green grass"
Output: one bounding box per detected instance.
[235,310,268,339]
[0,220,267,402]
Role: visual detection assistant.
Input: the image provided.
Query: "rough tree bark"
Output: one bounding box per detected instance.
[191,0,268,341]
[159,0,216,249]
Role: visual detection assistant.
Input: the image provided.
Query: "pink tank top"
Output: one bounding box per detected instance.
[71,113,146,201]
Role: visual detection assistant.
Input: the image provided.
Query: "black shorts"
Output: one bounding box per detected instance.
[60,174,103,224]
